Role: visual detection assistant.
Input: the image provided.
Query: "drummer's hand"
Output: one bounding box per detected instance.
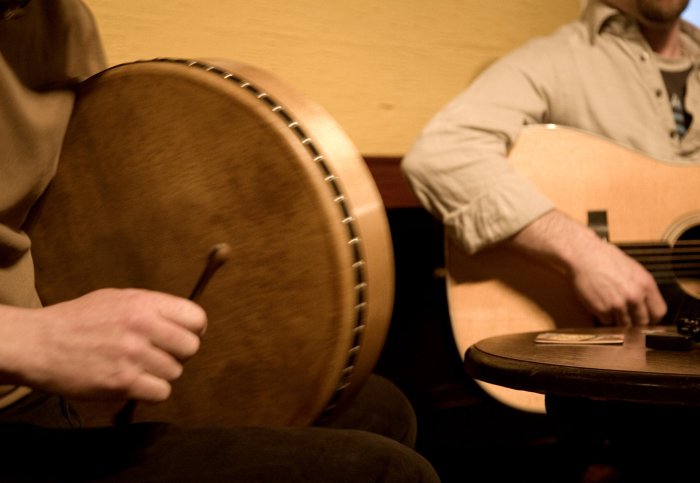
[0,288,207,402]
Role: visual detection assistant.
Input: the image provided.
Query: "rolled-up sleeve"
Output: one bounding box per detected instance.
[402,42,558,254]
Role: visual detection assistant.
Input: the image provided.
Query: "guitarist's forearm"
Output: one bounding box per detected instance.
[504,209,666,326]
[505,209,602,276]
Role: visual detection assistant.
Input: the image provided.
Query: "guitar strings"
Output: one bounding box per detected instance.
[614,241,700,283]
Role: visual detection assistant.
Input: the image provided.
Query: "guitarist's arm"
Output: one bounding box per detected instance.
[506,209,667,327]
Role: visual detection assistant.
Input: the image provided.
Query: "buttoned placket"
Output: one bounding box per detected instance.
[637,49,681,145]
[678,65,700,158]
[609,17,681,156]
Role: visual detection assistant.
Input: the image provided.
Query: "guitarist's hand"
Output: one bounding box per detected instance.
[569,240,666,326]
[509,210,667,326]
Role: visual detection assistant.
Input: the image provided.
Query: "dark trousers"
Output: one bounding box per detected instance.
[0,375,440,482]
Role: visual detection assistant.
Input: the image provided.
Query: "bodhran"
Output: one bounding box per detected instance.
[24,58,394,427]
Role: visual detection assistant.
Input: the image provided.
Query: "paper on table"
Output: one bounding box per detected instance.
[534,332,624,345]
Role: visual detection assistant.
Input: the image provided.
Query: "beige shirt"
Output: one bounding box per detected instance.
[0,0,106,407]
[402,0,700,255]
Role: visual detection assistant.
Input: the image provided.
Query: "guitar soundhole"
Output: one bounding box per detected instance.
[675,225,700,294]
[670,224,700,321]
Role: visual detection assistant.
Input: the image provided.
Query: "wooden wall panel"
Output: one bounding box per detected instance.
[84,0,580,156]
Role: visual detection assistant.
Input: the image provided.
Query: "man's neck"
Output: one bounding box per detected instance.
[640,20,684,58]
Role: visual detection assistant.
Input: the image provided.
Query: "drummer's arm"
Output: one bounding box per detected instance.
[0,288,206,401]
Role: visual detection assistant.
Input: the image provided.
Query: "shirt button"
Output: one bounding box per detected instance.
[640,52,650,62]
[670,131,678,139]
[656,89,663,97]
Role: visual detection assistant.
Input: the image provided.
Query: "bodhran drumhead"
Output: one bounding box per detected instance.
[25,58,394,427]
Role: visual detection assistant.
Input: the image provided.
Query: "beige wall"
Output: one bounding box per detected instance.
[84,0,580,156]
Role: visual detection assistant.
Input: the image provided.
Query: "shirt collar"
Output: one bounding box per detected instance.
[680,19,700,59]
[582,0,700,60]
[582,0,633,44]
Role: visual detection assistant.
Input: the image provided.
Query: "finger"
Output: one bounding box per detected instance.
[127,372,173,403]
[118,333,185,382]
[614,308,633,328]
[125,293,204,361]
[157,296,208,335]
[628,300,650,327]
[147,322,201,362]
[138,344,185,381]
[646,290,668,325]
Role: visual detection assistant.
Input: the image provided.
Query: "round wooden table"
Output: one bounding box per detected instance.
[464,326,700,406]
[465,326,700,479]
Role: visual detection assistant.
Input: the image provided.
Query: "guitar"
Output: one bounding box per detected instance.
[446,124,700,413]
